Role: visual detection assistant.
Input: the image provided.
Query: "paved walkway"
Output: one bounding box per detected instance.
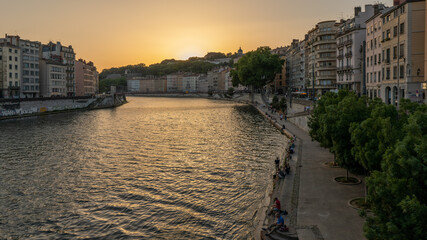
[258,99,366,240]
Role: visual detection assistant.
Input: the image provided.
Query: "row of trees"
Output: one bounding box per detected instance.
[99,52,236,80]
[308,90,426,239]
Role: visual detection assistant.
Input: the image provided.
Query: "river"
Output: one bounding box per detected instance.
[0,97,286,239]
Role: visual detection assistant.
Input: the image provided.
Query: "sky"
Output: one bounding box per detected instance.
[0,0,393,71]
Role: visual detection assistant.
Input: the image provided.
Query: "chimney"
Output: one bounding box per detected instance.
[354,6,362,17]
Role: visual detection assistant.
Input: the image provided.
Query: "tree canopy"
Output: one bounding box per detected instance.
[231,47,283,89]
[308,90,427,239]
[365,107,427,240]
[99,56,232,79]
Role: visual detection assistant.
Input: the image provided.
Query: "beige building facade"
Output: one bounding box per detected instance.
[39,59,67,97]
[0,43,21,98]
[380,0,425,105]
[75,59,99,96]
[306,20,340,97]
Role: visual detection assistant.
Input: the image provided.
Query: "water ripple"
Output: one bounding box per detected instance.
[0,97,286,239]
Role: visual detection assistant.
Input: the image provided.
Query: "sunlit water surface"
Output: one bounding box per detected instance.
[0,97,286,239]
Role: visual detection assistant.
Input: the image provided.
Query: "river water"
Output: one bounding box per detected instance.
[0,97,286,239]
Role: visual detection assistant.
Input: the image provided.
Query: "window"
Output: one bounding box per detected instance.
[393,66,398,79]
[382,68,385,80]
[15,57,18,61]
[15,65,18,70]
[14,49,17,53]
[374,55,377,65]
[393,26,398,37]
[9,56,12,61]
[399,44,404,58]
[400,23,405,34]
[378,71,381,82]
[9,73,12,78]
[386,29,391,39]
[9,64,12,70]
[9,48,12,53]
[367,57,370,66]
[393,46,397,59]
[386,67,390,79]
[400,65,404,78]
[386,49,390,63]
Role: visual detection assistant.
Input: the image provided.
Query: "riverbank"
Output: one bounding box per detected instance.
[0,94,127,121]
[247,94,366,240]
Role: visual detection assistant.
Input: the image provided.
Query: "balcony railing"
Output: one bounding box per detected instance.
[345,39,353,45]
[345,51,353,58]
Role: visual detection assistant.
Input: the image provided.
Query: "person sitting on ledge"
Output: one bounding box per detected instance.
[278,168,286,179]
[285,163,290,174]
[266,213,286,235]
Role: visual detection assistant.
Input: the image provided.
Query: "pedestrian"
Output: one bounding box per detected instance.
[280,114,283,121]
[274,157,280,169]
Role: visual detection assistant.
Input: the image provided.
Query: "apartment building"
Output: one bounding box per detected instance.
[366,6,391,99]
[0,43,21,98]
[167,74,183,92]
[42,41,76,96]
[75,59,99,96]
[306,20,340,97]
[336,5,382,95]
[182,74,199,93]
[127,76,167,93]
[0,35,41,98]
[424,0,427,102]
[39,59,66,97]
[381,0,425,105]
[287,39,306,92]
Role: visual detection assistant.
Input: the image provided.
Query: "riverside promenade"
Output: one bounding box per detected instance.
[249,95,366,240]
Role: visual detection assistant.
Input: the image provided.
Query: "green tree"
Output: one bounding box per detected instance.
[99,77,127,93]
[365,109,427,240]
[332,93,370,175]
[350,102,401,173]
[227,87,234,98]
[271,95,279,109]
[231,47,283,92]
[309,90,349,162]
[279,97,287,113]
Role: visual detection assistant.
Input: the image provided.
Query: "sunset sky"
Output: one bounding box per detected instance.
[1,0,393,71]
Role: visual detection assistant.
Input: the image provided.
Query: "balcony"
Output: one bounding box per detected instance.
[337,41,345,48]
[345,51,353,58]
[337,54,344,60]
[8,86,20,90]
[345,39,353,46]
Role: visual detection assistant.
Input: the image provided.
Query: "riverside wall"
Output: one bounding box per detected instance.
[0,94,126,120]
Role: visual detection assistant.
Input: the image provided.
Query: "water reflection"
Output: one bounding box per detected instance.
[0,97,286,239]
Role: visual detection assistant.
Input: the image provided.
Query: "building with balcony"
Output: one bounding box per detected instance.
[0,42,21,98]
[306,20,340,97]
[336,5,384,95]
[39,59,66,97]
[75,59,99,96]
[182,74,199,93]
[366,5,391,99]
[42,41,76,96]
[380,0,425,105]
[424,0,427,103]
[286,39,306,92]
[0,35,41,98]
[167,74,183,92]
